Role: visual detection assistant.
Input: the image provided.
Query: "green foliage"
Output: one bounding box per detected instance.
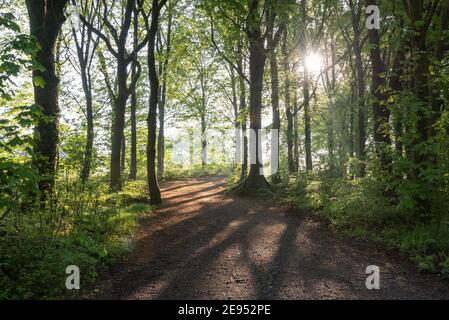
[0,177,152,299]
[287,172,449,275]
[0,12,42,99]
[164,163,233,180]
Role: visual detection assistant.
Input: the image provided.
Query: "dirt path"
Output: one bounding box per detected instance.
[86,177,449,300]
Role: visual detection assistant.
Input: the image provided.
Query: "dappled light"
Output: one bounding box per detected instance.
[1,0,449,302]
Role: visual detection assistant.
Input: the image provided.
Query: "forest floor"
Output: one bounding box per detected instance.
[84,177,449,300]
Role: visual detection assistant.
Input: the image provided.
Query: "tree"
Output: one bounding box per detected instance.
[266,6,285,183]
[80,0,149,191]
[348,0,366,177]
[68,0,100,184]
[146,0,168,205]
[129,2,140,181]
[156,0,175,180]
[365,0,391,173]
[26,0,70,195]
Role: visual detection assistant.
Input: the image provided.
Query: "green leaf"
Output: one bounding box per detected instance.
[33,76,46,88]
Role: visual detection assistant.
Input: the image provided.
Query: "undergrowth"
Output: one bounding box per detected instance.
[0,178,153,299]
[286,172,449,276]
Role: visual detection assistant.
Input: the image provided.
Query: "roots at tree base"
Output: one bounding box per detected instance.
[231,172,273,196]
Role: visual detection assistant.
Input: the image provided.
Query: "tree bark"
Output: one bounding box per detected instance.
[282,31,295,174]
[366,0,392,173]
[303,69,313,171]
[121,133,126,173]
[349,0,366,177]
[146,0,166,205]
[157,4,173,180]
[234,0,271,193]
[26,0,69,196]
[293,89,299,172]
[237,51,248,180]
[269,43,281,183]
[129,4,139,181]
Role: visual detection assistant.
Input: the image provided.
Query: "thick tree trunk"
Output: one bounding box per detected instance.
[366,0,392,173]
[110,59,128,191]
[234,0,270,193]
[26,0,69,196]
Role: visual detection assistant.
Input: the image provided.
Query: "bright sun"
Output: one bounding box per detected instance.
[304,52,323,74]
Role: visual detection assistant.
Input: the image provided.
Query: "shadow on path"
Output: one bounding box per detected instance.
[86,177,449,300]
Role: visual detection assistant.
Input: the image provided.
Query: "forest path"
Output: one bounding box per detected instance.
[86,177,449,300]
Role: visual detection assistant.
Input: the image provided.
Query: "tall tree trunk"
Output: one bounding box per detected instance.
[390,50,404,155]
[81,68,94,184]
[72,1,98,185]
[235,0,270,193]
[326,102,335,174]
[366,0,392,173]
[157,89,165,179]
[230,66,240,168]
[129,78,137,180]
[237,52,248,180]
[266,8,282,183]
[129,5,139,181]
[146,0,165,205]
[269,45,281,183]
[350,0,366,177]
[349,79,356,179]
[293,89,299,172]
[110,58,129,191]
[157,5,173,180]
[282,32,295,174]
[303,69,313,171]
[26,0,69,196]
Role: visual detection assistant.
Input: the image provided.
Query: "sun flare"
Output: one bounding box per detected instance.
[304,52,323,74]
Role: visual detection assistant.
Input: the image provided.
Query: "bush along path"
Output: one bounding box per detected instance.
[81,177,449,300]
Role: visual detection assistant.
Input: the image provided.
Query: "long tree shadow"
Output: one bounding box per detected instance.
[162,184,226,202]
[98,197,254,298]
[160,178,222,194]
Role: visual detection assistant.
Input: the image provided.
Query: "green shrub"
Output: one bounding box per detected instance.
[0,177,152,299]
[287,173,449,274]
